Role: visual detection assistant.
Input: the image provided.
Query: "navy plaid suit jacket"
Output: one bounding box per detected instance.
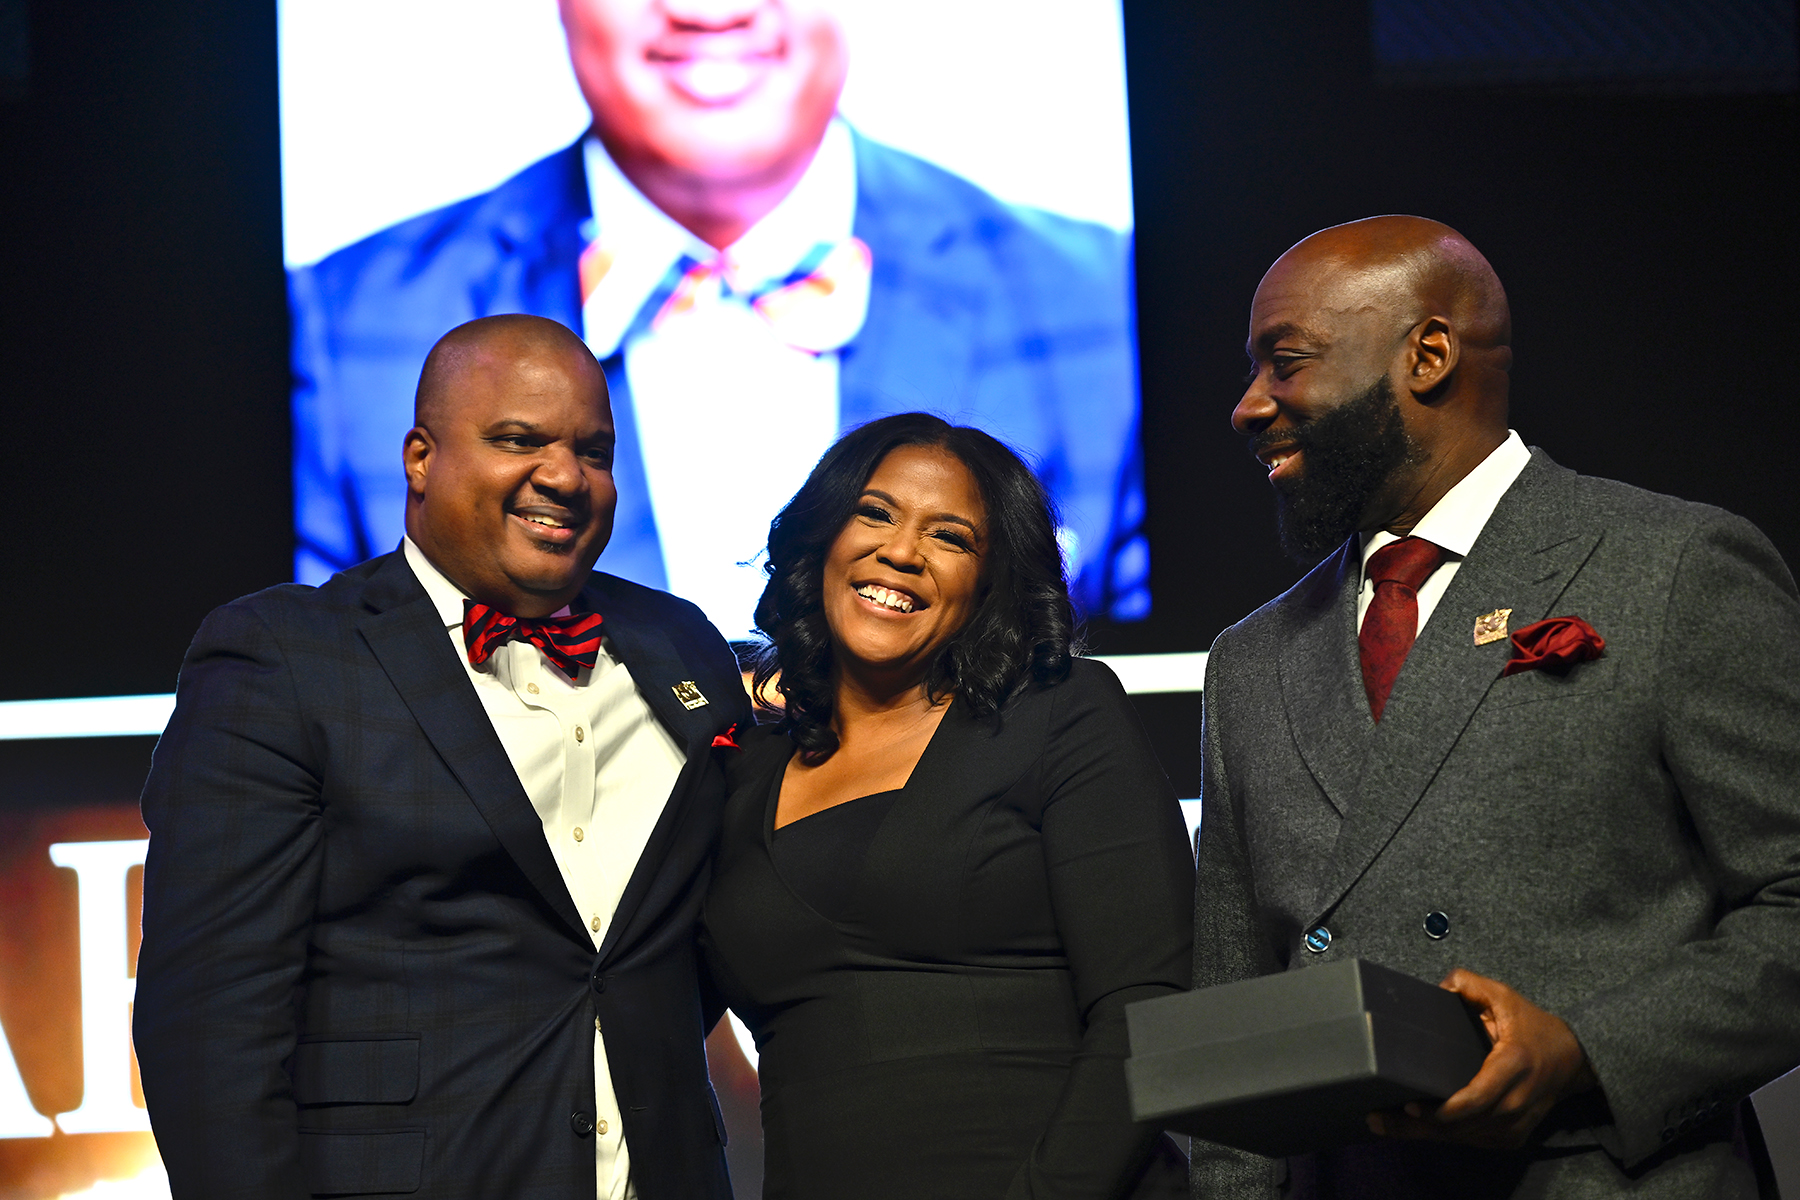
[135,551,752,1199]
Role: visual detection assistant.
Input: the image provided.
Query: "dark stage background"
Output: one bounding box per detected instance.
[1,1,1795,699]
[0,1,1796,1195]
[1123,1,1799,658]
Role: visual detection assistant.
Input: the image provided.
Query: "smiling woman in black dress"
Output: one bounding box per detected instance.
[701,413,1192,1199]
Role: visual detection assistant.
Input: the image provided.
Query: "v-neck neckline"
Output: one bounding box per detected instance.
[760,696,958,924]
[770,695,956,832]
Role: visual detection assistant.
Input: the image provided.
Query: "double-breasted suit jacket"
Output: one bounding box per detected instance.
[1194,450,1800,1198]
[135,551,751,1199]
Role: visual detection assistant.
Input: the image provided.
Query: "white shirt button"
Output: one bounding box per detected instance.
[526,682,540,694]
[574,827,585,842]
[590,915,601,932]
[597,1118,609,1135]
[575,725,585,742]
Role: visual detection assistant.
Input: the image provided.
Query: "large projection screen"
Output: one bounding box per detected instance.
[280,0,1144,638]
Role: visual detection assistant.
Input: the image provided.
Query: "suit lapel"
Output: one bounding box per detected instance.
[1309,453,1601,918]
[354,554,590,941]
[488,139,588,333]
[599,606,719,754]
[1278,541,1373,817]
[591,600,728,963]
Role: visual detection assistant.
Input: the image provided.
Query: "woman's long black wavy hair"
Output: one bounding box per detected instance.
[752,413,1080,758]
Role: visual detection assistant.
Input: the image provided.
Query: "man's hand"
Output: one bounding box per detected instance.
[1367,968,1597,1150]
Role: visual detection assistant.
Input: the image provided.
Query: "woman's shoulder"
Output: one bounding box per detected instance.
[1028,659,1176,805]
[738,720,787,745]
[1004,655,1130,716]
[954,658,1135,756]
[723,721,792,790]
[1061,655,1127,695]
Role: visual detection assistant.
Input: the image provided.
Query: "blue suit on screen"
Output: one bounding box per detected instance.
[290,133,1148,619]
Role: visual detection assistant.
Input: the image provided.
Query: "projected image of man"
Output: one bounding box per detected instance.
[290,0,1146,635]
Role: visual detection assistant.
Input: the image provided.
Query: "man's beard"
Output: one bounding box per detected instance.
[1262,375,1419,562]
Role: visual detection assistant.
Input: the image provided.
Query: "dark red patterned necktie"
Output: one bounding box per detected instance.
[462,600,604,679]
[1358,537,1446,721]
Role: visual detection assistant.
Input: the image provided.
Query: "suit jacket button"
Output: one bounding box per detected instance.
[1423,911,1451,939]
[591,970,606,994]
[1304,927,1331,953]
[571,1111,595,1137]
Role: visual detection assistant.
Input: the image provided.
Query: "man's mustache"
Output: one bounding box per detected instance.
[1248,424,1310,461]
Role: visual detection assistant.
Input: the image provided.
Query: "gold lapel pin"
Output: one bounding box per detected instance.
[671,681,709,710]
[1473,607,1513,646]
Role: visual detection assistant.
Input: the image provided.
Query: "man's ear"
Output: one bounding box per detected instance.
[1407,316,1459,399]
[402,426,434,497]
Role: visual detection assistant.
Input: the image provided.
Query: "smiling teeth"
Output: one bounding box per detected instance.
[857,585,914,613]
[1267,453,1292,473]
[521,514,567,529]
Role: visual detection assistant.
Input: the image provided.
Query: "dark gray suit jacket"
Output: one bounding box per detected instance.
[1193,451,1800,1199]
[135,551,752,1200]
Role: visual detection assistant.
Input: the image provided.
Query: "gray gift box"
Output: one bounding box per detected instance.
[1124,958,1492,1158]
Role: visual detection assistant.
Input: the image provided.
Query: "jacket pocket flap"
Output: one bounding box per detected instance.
[293,1035,421,1106]
[1484,656,1620,709]
[299,1128,425,1195]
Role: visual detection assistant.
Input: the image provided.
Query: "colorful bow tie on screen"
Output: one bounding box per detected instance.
[462,600,604,679]
[580,236,873,354]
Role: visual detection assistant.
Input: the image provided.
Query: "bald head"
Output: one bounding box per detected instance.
[1236,217,1517,553]
[1274,215,1512,362]
[414,314,604,430]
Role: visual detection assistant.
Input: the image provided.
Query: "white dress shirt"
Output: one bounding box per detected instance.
[579,120,863,639]
[1357,431,1532,635]
[403,539,686,1200]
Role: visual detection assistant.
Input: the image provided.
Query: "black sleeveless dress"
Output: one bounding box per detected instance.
[700,660,1194,1198]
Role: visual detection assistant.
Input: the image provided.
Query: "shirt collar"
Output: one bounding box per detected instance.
[400,537,575,629]
[403,537,475,629]
[1361,430,1531,570]
[579,117,859,356]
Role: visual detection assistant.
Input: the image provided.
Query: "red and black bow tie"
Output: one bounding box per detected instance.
[462,600,604,679]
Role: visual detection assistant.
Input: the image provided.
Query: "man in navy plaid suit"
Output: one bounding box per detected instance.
[136,316,752,1199]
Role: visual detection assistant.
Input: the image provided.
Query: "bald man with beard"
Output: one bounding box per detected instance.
[1193,217,1800,1199]
[135,315,750,1200]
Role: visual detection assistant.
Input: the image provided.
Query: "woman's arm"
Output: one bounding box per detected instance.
[1007,660,1195,1199]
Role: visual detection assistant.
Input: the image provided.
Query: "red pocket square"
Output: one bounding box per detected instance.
[1502,616,1606,677]
[711,724,741,750]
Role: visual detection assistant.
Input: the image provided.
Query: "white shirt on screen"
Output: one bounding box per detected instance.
[1357,430,1532,635]
[579,118,864,639]
[402,538,686,1200]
